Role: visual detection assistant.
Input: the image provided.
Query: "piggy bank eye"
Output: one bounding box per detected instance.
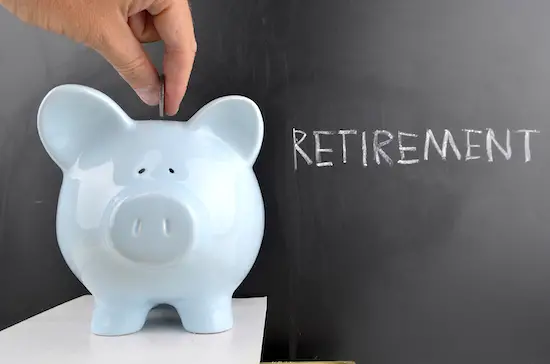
[138,168,146,174]
[169,168,175,174]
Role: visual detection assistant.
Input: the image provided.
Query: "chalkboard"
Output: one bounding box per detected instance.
[2,0,550,363]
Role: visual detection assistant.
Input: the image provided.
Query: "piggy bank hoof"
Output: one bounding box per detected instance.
[91,302,152,336]
[108,194,195,265]
[174,296,234,334]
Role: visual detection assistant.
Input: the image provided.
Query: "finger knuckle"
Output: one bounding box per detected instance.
[190,38,198,54]
[116,54,149,76]
[81,20,109,49]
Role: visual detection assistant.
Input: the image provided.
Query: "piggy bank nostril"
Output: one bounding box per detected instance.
[162,218,171,237]
[132,219,142,237]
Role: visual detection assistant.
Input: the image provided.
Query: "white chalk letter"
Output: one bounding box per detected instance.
[463,129,482,161]
[361,131,368,167]
[373,130,394,166]
[424,129,461,161]
[338,129,357,164]
[313,130,335,167]
[397,131,419,165]
[293,128,313,170]
[486,128,511,162]
[515,129,540,162]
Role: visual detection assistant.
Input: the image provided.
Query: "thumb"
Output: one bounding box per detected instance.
[93,18,161,106]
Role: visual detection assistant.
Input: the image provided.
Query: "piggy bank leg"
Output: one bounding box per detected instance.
[173,296,233,334]
[91,299,152,336]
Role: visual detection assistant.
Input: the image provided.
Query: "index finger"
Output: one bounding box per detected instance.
[149,0,197,116]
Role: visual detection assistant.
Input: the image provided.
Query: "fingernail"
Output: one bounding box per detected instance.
[135,87,159,106]
[167,105,180,117]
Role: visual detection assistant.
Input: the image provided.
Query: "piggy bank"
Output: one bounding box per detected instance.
[36,84,265,336]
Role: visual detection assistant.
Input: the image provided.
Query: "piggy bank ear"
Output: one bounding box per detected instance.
[37,84,134,170]
[189,96,264,165]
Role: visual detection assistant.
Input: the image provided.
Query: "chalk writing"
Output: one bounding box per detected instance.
[313,130,334,167]
[361,131,368,167]
[292,128,540,170]
[397,132,419,165]
[463,129,482,161]
[517,129,539,162]
[486,128,511,162]
[424,129,461,161]
[338,129,357,164]
[293,128,313,170]
[373,130,394,166]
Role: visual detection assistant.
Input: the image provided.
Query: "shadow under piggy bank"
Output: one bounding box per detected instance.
[36,84,266,336]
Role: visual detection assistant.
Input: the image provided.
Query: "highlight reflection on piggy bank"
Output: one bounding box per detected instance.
[37,84,265,336]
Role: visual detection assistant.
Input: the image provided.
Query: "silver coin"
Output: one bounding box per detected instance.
[159,74,165,118]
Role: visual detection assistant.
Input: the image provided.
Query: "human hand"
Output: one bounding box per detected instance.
[0,0,196,116]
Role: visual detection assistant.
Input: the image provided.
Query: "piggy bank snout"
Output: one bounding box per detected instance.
[108,194,195,265]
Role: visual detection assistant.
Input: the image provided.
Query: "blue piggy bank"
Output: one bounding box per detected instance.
[37,84,265,336]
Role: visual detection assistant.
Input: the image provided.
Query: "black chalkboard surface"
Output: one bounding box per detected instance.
[2,0,550,363]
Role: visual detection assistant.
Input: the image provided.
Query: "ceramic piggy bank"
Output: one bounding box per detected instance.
[36,84,265,336]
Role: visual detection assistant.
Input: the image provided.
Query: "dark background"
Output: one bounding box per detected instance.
[2,0,550,363]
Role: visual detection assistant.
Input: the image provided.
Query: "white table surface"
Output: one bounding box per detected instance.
[0,295,267,364]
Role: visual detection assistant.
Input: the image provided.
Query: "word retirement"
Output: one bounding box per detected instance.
[293,128,540,170]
